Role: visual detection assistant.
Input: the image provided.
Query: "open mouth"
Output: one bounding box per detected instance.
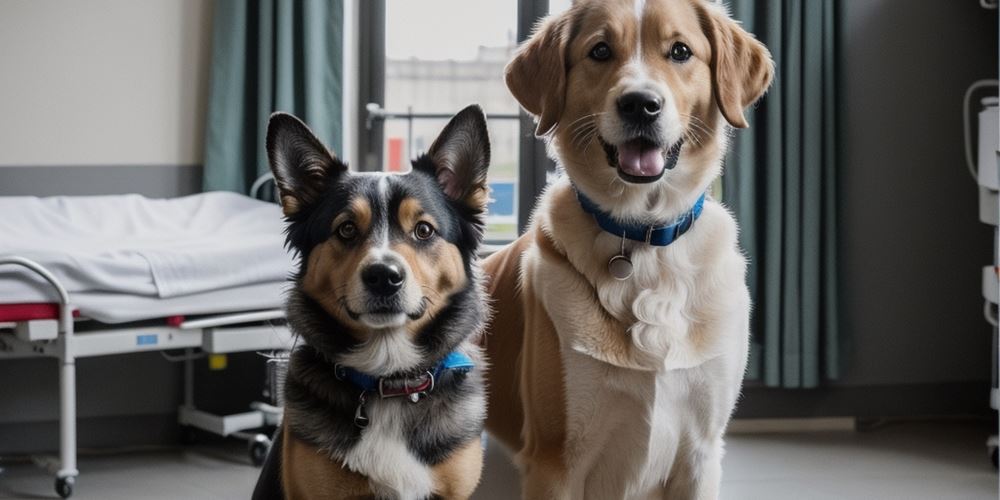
[600,136,684,184]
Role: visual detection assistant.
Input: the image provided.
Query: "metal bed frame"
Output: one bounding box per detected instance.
[0,257,293,498]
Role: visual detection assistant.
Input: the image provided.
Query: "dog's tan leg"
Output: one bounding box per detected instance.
[516,244,575,500]
[431,438,484,500]
[482,232,575,499]
[481,234,531,450]
[661,438,724,500]
[281,426,373,500]
[519,454,571,500]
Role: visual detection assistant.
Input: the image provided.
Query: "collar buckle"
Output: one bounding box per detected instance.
[378,370,435,401]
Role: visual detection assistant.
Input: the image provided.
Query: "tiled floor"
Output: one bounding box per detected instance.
[0,420,995,499]
[720,420,997,500]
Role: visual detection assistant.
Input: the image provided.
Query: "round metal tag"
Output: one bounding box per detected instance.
[608,254,634,280]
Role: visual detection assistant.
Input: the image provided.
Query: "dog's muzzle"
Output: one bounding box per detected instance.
[601,136,684,184]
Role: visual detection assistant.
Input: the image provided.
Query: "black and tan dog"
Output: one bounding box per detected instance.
[253,105,492,500]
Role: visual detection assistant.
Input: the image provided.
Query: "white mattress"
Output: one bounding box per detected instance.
[3,280,289,324]
[0,192,295,323]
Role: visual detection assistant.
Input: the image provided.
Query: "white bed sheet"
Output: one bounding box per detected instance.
[0,192,295,323]
[4,280,290,324]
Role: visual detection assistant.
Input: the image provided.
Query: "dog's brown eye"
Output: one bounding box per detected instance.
[336,221,358,241]
[669,42,692,62]
[414,221,435,241]
[589,42,612,61]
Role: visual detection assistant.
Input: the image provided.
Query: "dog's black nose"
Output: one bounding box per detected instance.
[617,91,662,125]
[362,263,405,296]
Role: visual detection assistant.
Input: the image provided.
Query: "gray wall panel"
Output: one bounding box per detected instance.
[833,0,996,387]
[0,165,202,197]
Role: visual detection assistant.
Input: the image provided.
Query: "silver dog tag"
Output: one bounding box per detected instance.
[608,232,633,280]
[608,254,633,280]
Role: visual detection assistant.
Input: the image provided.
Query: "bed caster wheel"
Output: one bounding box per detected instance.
[249,435,270,467]
[55,476,74,498]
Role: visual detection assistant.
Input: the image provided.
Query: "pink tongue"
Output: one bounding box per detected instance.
[617,142,665,177]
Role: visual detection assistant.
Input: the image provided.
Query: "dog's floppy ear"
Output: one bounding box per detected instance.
[505,14,570,137]
[699,4,774,128]
[266,112,347,216]
[419,104,491,216]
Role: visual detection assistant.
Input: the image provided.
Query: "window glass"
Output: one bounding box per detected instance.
[549,0,573,14]
[384,1,520,241]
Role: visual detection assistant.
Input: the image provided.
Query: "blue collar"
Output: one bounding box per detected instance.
[575,189,706,247]
[335,350,475,397]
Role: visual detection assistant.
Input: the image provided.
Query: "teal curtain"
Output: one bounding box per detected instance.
[723,0,840,388]
[203,0,343,194]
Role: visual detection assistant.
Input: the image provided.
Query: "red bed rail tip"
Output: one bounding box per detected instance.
[0,303,80,323]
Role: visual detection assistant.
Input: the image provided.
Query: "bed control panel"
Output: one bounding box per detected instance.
[202,325,294,354]
[15,319,57,342]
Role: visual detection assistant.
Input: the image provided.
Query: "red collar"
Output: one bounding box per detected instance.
[335,365,435,401]
[377,371,435,399]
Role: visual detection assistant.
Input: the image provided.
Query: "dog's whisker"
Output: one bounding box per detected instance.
[568,115,596,133]
[565,113,594,129]
[567,112,608,147]
[583,132,598,153]
[566,112,604,130]
[571,126,591,147]
[571,122,596,147]
[575,129,597,150]
[419,286,443,302]
[683,130,703,148]
[678,114,714,145]
[583,129,601,152]
[571,128,592,148]
[689,123,711,142]
[689,120,711,134]
[569,120,590,135]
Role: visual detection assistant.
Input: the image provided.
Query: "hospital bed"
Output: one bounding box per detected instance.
[0,183,294,498]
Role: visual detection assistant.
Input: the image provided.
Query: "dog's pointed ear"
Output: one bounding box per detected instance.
[699,4,774,128]
[266,112,347,216]
[419,104,491,214]
[505,14,570,137]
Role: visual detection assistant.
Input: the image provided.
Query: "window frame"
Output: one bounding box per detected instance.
[354,0,555,242]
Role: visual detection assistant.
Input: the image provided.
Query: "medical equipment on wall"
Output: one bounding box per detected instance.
[966,77,999,467]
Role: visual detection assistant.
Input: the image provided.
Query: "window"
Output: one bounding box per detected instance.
[376,1,521,241]
[549,0,572,14]
[356,0,564,243]
[358,0,559,243]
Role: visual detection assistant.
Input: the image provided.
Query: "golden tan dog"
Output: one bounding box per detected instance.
[482,1,773,498]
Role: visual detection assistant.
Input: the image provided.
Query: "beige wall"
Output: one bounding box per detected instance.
[0,0,212,166]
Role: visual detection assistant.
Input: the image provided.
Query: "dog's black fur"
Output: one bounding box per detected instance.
[253,105,491,499]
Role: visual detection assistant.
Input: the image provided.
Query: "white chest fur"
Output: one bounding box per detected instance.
[530,185,752,498]
[554,198,750,372]
[340,398,433,500]
[560,352,743,499]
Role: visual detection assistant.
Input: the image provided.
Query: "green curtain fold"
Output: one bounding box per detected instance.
[203,0,343,194]
[723,0,840,388]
